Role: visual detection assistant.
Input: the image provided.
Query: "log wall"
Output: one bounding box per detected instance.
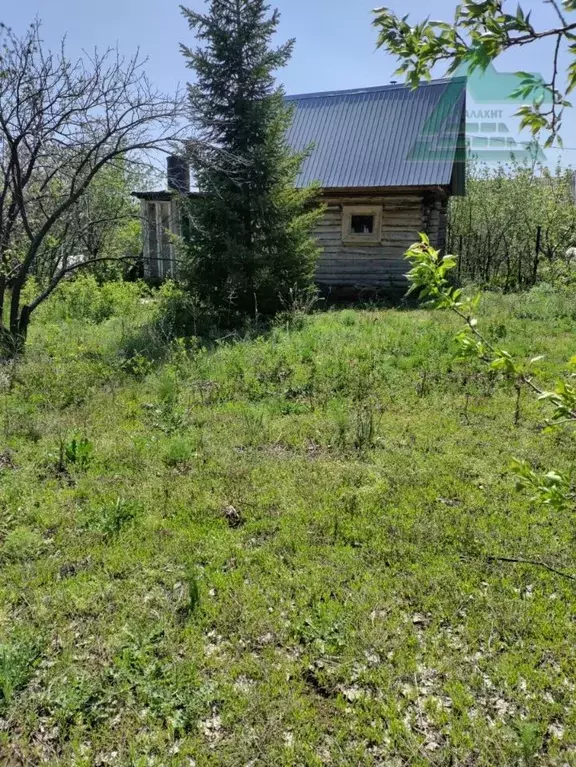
[140,190,449,291]
[315,193,447,290]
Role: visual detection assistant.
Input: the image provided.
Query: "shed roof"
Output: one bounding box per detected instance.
[285,77,467,192]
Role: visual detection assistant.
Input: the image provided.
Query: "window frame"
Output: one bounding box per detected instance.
[341,205,383,246]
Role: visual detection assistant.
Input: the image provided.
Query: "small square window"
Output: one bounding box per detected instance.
[350,215,375,235]
[342,206,382,245]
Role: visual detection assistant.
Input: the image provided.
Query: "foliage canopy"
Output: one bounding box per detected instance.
[373,0,576,145]
[448,158,576,289]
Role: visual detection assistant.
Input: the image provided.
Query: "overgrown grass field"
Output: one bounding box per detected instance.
[1,279,576,766]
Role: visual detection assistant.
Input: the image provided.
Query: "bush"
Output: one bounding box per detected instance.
[1,528,47,562]
[153,281,217,339]
[162,435,195,467]
[511,283,576,321]
[37,276,148,324]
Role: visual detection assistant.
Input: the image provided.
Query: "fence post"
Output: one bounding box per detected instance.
[533,226,542,286]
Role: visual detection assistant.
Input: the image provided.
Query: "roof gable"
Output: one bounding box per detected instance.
[285,78,467,191]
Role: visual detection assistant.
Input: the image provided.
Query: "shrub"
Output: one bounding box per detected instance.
[37,276,147,324]
[162,436,195,467]
[0,633,43,712]
[61,437,94,471]
[86,498,142,538]
[511,283,576,321]
[154,281,214,339]
[1,528,47,562]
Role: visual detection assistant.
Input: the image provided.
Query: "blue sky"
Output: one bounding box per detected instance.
[3,0,401,94]
[3,0,575,166]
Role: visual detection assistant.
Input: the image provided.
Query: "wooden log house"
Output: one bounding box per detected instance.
[134,77,467,294]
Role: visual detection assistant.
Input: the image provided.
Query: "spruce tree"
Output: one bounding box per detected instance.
[180,0,321,322]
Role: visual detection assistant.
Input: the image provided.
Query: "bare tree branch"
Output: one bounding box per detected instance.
[0,20,191,354]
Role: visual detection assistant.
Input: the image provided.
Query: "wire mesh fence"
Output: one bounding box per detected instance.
[446,165,576,291]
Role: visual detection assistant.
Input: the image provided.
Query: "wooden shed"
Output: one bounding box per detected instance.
[134,77,467,293]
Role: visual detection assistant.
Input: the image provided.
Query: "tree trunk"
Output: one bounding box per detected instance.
[0,326,24,360]
[17,305,31,347]
[0,283,29,359]
[9,281,22,337]
[0,276,5,325]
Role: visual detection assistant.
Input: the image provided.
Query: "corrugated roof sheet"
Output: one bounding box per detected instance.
[285,77,467,190]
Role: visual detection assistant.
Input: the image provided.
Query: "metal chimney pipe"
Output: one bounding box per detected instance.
[167,154,190,194]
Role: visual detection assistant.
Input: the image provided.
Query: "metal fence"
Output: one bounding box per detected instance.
[446,223,575,290]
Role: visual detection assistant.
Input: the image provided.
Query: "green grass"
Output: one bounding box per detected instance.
[1,282,576,765]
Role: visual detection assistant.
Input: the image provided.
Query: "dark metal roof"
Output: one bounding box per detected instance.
[132,191,201,201]
[285,78,467,192]
[132,191,175,201]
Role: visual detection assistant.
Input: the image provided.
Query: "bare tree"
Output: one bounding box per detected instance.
[0,21,186,355]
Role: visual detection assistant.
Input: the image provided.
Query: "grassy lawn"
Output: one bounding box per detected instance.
[1,282,576,766]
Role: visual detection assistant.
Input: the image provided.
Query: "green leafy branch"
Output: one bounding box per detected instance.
[406,234,576,510]
[373,1,576,145]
